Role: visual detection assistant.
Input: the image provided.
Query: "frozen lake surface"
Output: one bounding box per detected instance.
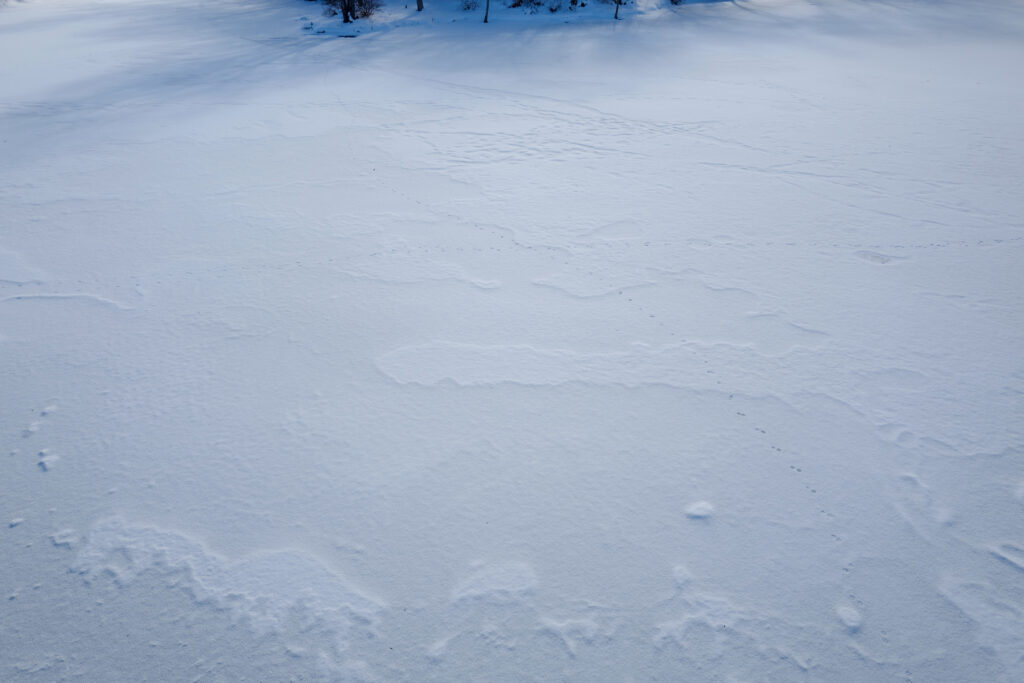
[2,0,1023,679]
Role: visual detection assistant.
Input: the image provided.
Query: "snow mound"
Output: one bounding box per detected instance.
[451,561,538,602]
[74,517,383,648]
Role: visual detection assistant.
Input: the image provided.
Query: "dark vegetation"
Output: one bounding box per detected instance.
[316,0,643,22]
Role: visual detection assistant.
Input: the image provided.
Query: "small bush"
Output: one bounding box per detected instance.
[549,0,561,11]
[462,0,478,9]
[355,0,381,17]
[324,0,380,19]
[508,0,543,11]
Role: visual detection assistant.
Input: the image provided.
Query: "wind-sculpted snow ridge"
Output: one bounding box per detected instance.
[428,563,888,679]
[653,564,820,679]
[0,292,132,310]
[375,340,1017,454]
[375,339,816,390]
[938,578,1024,680]
[74,517,384,674]
[339,252,500,289]
[451,561,538,602]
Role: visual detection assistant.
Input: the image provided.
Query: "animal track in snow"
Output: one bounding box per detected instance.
[879,423,920,448]
[36,449,59,472]
[49,529,77,548]
[21,402,56,439]
[17,403,60,471]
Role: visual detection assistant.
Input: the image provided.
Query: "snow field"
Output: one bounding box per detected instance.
[2,0,1023,679]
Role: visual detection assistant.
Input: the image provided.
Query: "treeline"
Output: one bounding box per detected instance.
[318,0,670,23]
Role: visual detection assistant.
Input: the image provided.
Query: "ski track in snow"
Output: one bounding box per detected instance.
[2,0,1024,679]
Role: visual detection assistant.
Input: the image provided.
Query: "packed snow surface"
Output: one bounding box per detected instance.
[2,0,1023,679]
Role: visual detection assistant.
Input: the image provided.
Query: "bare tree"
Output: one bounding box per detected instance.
[484,0,490,22]
[326,0,356,22]
[417,0,424,10]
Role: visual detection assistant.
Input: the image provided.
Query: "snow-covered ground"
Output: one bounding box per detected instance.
[2,0,1023,679]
